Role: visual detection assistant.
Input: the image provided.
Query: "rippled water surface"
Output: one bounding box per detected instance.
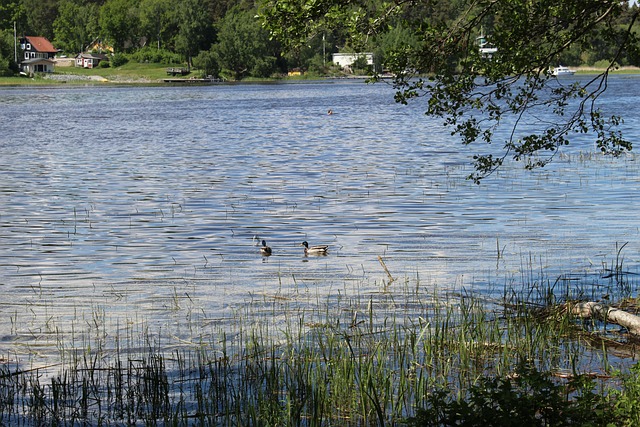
[1,77,639,364]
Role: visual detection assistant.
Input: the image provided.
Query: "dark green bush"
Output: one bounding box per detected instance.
[110,53,128,67]
[192,49,220,78]
[408,363,613,427]
[129,47,182,64]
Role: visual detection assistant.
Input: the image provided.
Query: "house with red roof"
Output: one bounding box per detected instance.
[19,36,59,74]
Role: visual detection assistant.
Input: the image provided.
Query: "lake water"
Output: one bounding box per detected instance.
[1,77,639,367]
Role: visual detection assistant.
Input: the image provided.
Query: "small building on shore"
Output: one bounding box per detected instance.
[75,52,109,69]
[331,52,376,71]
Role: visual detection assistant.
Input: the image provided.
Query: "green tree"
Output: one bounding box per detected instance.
[373,24,420,74]
[54,0,99,54]
[0,29,18,75]
[215,5,277,80]
[99,0,141,52]
[22,0,58,40]
[261,0,639,183]
[0,0,25,32]
[173,0,215,68]
[139,0,174,50]
[192,47,220,78]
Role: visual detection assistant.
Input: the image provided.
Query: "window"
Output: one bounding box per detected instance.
[26,43,31,50]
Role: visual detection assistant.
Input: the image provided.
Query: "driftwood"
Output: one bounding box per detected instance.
[571,302,640,336]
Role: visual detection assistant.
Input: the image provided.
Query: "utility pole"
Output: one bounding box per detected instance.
[14,21,17,63]
[322,34,326,69]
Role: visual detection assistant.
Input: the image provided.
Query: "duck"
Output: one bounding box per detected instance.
[301,241,328,255]
[260,240,272,256]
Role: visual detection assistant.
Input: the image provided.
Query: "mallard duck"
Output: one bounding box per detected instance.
[301,241,328,255]
[260,240,272,256]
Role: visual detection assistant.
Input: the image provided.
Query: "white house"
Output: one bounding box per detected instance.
[21,58,55,74]
[331,53,375,69]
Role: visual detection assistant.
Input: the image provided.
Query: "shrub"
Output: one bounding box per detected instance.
[407,363,613,426]
[251,56,277,78]
[192,49,220,78]
[110,53,128,67]
[129,47,182,64]
[612,363,640,425]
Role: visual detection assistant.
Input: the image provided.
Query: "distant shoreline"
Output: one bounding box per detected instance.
[1,65,639,87]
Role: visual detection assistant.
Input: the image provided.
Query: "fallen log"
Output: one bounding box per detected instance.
[571,302,640,336]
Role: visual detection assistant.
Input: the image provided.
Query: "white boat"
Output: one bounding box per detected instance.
[552,65,576,76]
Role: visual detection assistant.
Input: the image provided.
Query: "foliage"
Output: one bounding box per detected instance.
[214,4,278,80]
[0,0,24,32]
[351,54,370,73]
[192,47,220,77]
[22,0,57,40]
[173,0,215,67]
[99,0,141,53]
[110,52,128,67]
[612,363,640,426]
[129,46,181,64]
[260,0,640,182]
[138,0,174,51]
[408,363,612,426]
[0,29,17,76]
[53,0,98,54]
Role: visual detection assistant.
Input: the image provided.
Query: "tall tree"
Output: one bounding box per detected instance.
[22,0,58,39]
[0,0,25,32]
[215,4,277,80]
[54,0,99,53]
[261,0,640,183]
[0,29,18,75]
[99,0,140,52]
[139,0,173,50]
[173,0,214,67]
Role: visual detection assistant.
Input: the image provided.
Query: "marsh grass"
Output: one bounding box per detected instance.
[0,264,637,425]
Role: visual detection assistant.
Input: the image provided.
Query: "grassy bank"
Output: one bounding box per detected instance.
[1,265,639,425]
[0,62,178,86]
[2,63,639,87]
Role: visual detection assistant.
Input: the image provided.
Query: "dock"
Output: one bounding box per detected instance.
[163,77,225,84]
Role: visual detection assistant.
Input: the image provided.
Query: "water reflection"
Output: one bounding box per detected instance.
[0,78,639,365]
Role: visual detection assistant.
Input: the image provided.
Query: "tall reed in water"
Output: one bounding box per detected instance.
[0,270,631,425]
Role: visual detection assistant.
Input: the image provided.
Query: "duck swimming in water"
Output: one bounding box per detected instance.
[260,240,272,256]
[301,241,328,256]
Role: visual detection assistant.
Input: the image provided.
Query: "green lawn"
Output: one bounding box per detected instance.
[59,62,182,80]
[0,62,194,85]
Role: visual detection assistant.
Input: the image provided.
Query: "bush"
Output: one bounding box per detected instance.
[407,363,613,426]
[251,56,277,78]
[192,49,220,78]
[129,47,182,64]
[612,363,640,425]
[0,55,12,76]
[110,53,128,67]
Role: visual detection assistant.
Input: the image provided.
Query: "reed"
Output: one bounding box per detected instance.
[0,267,636,425]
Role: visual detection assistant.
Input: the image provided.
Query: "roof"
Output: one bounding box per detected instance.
[22,58,55,64]
[24,36,57,53]
[76,53,109,60]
